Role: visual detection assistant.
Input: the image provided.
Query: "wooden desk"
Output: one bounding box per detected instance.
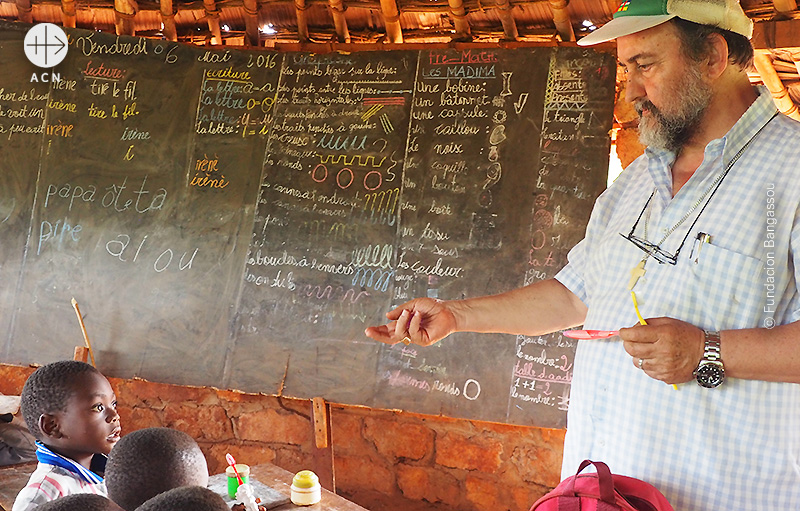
[241,464,367,511]
[0,462,367,511]
[0,461,36,511]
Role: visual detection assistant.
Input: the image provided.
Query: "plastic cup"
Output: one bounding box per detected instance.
[225,464,250,499]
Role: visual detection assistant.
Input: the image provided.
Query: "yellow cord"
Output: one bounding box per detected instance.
[631,291,678,390]
[631,291,647,326]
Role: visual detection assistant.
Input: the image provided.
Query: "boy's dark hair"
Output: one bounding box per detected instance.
[672,18,754,70]
[134,486,228,511]
[105,427,209,511]
[20,360,101,441]
[36,493,123,511]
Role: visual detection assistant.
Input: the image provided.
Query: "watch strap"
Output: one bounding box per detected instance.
[702,330,721,362]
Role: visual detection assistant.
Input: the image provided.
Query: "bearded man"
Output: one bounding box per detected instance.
[366,0,800,508]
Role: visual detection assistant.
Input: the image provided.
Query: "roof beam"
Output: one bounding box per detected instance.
[328,0,350,43]
[61,0,76,27]
[495,0,519,40]
[379,0,403,43]
[242,0,260,46]
[751,19,800,50]
[114,0,137,36]
[447,0,472,41]
[159,0,177,41]
[203,0,223,44]
[15,0,33,23]
[295,0,310,42]
[773,0,797,14]
[754,52,800,120]
[548,0,574,42]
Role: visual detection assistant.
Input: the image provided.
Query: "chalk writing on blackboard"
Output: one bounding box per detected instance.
[0,22,614,427]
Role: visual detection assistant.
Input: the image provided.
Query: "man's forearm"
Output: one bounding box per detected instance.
[722,322,800,383]
[446,278,588,337]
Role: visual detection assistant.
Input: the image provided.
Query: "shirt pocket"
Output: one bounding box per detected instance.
[689,243,764,330]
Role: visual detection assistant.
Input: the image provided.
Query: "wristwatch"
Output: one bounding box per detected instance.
[694,330,724,388]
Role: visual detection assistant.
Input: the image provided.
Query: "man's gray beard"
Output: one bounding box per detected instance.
[635,65,712,153]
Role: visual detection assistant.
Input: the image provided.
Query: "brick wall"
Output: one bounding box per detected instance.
[0,363,564,511]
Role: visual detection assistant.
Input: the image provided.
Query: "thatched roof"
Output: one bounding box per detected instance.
[1,0,799,116]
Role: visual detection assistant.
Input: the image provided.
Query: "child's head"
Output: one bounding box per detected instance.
[36,493,124,511]
[105,427,209,511]
[134,486,228,511]
[20,360,120,464]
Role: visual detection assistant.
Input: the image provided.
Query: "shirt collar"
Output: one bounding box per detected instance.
[642,85,777,199]
[36,441,105,484]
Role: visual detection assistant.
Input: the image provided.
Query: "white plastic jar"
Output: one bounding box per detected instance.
[291,470,321,506]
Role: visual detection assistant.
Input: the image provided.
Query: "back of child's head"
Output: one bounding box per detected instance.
[36,493,124,511]
[20,360,102,441]
[134,486,228,511]
[105,427,209,511]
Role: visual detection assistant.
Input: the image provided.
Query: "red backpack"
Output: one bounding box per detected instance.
[529,460,674,511]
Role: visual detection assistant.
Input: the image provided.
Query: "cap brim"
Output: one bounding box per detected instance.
[577,14,675,45]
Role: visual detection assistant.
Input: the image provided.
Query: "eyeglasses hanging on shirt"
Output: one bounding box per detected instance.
[621,112,779,268]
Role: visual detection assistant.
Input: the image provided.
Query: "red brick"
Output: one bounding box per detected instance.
[118,406,161,432]
[364,417,432,461]
[436,432,503,473]
[465,475,504,510]
[396,464,461,506]
[336,455,395,496]
[162,403,234,441]
[510,444,562,488]
[331,412,374,457]
[512,485,549,511]
[272,446,306,474]
[237,408,310,445]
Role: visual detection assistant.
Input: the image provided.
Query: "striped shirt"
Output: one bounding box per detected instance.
[12,444,107,511]
[555,86,800,511]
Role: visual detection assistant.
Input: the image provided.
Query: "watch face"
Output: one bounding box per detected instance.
[696,363,724,388]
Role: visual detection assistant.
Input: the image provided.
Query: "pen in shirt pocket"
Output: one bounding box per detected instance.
[690,232,712,264]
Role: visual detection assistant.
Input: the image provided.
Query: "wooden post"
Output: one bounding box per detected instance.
[548,0,574,42]
[447,0,472,41]
[311,397,335,492]
[242,0,261,47]
[328,0,350,43]
[114,0,138,36]
[15,0,33,23]
[379,0,403,43]
[203,0,223,45]
[60,0,77,28]
[754,52,800,120]
[773,0,797,14]
[73,346,89,363]
[160,0,177,42]
[295,0,309,42]
[495,0,518,41]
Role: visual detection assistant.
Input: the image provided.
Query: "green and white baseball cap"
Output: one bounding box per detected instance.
[577,0,753,46]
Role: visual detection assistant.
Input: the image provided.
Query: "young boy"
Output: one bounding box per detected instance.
[13,360,121,511]
[104,427,209,511]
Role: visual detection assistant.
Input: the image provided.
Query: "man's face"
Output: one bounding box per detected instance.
[618,22,713,152]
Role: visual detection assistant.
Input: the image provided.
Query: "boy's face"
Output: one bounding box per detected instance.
[46,370,121,466]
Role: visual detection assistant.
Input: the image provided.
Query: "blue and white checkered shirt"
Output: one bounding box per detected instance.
[556,86,800,511]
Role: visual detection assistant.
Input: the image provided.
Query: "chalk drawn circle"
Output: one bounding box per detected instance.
[463,379,481,400]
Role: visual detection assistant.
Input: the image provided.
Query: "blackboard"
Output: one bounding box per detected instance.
[0,21,615,428]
